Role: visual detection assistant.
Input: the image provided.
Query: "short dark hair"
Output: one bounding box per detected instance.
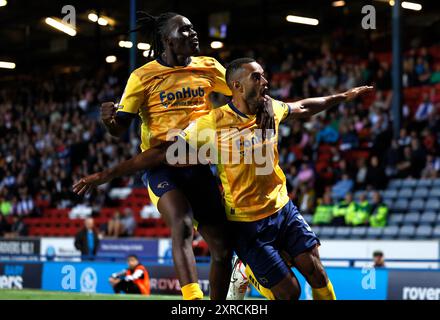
[225,57,256,87]
[127,254,139,260]
[373,250,383,257]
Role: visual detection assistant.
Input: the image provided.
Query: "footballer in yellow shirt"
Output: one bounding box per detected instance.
[75,57,372,300]
[99,12,237,301]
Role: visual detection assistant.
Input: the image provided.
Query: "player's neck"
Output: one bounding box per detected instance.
[161,51,191,67]
[232,96,254,116]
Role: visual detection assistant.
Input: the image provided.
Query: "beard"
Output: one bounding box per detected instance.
[244,88,263,114]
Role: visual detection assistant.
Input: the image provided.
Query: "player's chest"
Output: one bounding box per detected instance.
[146,70,213,106]
[217,121,276,155]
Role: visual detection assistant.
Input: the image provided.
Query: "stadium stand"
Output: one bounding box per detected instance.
[1,42,440,241]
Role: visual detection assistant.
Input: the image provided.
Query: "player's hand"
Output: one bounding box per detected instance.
[72,172,110,196]
[101,102,118,124]
[343,86,374,102]
[256,95,276,141]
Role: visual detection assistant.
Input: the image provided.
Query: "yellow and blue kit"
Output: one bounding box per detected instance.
[180,98,320,289]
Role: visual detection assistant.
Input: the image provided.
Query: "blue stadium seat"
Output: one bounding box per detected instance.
[413,188,429,199]
[366,227,383,239]
[312,226,321,237]
[415,225,433,239]
[408,199,425,212]
[389,214,404,226]
[383,199,394,208]
[350,227,367,239]
[432,179,440,188]
[425,199,440,211]
[388,179,402,190]
[398,188,413,199]
[419,212,437,225]
[398,225,416,239]
[401,179,417,189]
[382,226,399,239]
[320,227,336,239]
[429,188,440,198]
[392,199,409,213]
[403,212,421,225]
[432,226,440,238]
[335,227,351,239]
[416,179,433,188]
[383,189,398,200]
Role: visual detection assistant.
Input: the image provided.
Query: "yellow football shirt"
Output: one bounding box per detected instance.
[118,56,231,151]
[180,98,291,222]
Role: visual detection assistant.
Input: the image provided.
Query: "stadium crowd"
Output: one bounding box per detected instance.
[0,43,439,237]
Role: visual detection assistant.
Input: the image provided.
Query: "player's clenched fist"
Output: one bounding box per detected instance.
[101,102,117,124]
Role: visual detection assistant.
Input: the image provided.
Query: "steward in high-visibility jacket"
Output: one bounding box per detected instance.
[332,193,356,226]
[313,194,334,225]
[110,255,151,295]
[345,198,371,226]
[369,191,389,227]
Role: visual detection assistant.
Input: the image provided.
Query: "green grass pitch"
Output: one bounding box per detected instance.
[0,289,183,300]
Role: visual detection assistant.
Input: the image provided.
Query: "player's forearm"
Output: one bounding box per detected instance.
[102,119,129,137]
[293,93,347,118]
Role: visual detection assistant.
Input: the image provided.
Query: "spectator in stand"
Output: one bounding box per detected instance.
[331,173,354,200]
[297,163,315,186]
[107,211,121,237]
[312,192,334,226]
[365,156,387,190]
[410,138,427,179]
[120,208,137,237]
[396,146,414,178]
[385,139,400,178]
[421,154,440,178]
[332,192,356,226]
[5,215,28,238]
[74,217,100,259]
[0,194,12,216]
[397,128,411,148]
[107,208,136,237]
[369,192,388,228]
[431,63,440,84]
[373,250,386,268]
[0,214,10,237]
[339,123,359,151]
[355,158,368,189]
[415,92,434,124]
[16,188,35,216]
[297,182,315,215]
[345,193,370,226]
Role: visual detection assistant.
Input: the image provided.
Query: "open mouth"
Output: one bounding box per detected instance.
[260,87,269,97]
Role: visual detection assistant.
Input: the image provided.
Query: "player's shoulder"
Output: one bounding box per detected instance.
[211,103,235,122]
[131,59,164,79]
[270,97,290,120]
[191,56,223,69]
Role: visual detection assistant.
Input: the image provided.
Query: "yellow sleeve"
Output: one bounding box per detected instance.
[179,111,217,150]
[118,72,145,114]
[272,99,291,122]
[212,59,232,96]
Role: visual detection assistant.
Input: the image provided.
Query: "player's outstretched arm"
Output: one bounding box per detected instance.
[286,86,374,119]
[72,142,172,195]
